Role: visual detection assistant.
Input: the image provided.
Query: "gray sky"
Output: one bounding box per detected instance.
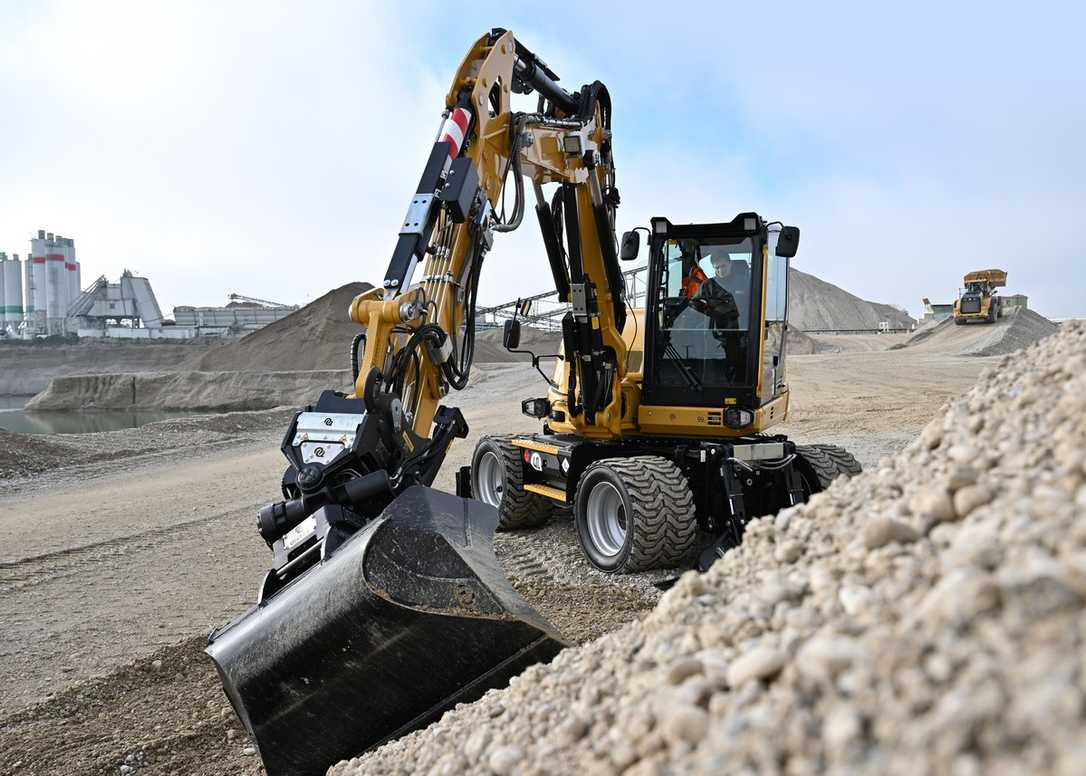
[2,1,1083,319]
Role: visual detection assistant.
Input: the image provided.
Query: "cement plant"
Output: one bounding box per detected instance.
[0,229,297,342]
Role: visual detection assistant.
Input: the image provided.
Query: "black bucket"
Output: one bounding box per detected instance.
[206,486,565,776]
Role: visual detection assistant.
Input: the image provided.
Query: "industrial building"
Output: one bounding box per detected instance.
[29,230,82,336]
[0,228,299,341]
[172,294,298,336]
[0,252,25,337]
[0,229,83,338]
[68,270,175,339]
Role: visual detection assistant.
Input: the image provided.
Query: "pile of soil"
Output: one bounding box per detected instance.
[336,321,1086,775]
[26,369,351,412]
[189,283,372,372]
[0,341,211,396]
[893,308,1059,356]
[788,268,914,331]
[474,327,562,364]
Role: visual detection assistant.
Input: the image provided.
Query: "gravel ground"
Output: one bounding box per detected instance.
[0,638,264,776]
[334,321,1086,776]
[0,408,293,488]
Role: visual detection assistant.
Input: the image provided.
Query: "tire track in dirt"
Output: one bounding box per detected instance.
[0,504,262,597]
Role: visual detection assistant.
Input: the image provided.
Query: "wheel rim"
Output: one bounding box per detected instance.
[585,481,627,559]
[475,450,505,507]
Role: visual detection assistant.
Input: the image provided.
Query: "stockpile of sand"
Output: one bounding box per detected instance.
[26,369,352,412]
[788,268,913,331]
[894,308,1059,357]
[474,327,562,363]
[189,283,372,373]
[0,341,211,396]
[335,322,1086,776]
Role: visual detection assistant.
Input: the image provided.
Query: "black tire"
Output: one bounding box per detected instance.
[574,456,697,573]
[794,443,863,494]
[471,436,552,530]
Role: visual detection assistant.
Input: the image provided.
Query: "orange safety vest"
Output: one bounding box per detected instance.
[682,265,708,297]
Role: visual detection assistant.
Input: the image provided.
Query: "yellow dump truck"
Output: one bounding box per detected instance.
[954,269,1007,324]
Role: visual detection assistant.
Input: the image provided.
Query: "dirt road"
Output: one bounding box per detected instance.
[0,352,990,774]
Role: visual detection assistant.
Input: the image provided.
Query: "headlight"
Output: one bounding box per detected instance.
[724,407,754,429]
[521,398,551,418]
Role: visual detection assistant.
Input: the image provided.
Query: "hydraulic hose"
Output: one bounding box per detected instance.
[350,332,366,381]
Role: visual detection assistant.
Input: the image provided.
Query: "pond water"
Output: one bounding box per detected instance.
[0,396,192,435]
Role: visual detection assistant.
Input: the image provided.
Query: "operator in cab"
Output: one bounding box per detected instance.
[694,250,749,331]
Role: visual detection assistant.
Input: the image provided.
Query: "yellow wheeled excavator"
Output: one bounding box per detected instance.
[206,29,860,776]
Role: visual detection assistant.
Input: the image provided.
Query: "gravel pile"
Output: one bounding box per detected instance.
[189,282,372,372]
[894,308,1059,357]
[334,321,1086,776]
[788,268,914,331]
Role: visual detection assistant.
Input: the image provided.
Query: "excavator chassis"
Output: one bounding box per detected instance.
[466,432,861,571]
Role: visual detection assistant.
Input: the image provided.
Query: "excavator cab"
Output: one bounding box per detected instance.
[642,215,796,413]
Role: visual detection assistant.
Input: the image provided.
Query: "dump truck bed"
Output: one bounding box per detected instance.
[963,269,1007,287]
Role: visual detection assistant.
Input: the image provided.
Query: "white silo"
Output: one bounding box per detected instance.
[5,254,24,332]
[45,233,66,334]
[31,230,48,334]
[62,238,75,326]
[72,238,81,303]
[24,252,35,335]
[0,254,7,332]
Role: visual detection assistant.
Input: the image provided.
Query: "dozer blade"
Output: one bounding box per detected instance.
[206,485,566,776]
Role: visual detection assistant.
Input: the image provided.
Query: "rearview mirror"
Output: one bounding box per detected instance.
[503,319,521,350]
[619,230,640,261]
[775,226,800,258]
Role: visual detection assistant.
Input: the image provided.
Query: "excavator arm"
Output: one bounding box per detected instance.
[348,28,628,477]
[206,30,630,776]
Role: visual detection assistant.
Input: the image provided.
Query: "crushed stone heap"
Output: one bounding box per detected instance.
[334,321,1086,776]
[895,308,1059,357]
[189,282,372,372]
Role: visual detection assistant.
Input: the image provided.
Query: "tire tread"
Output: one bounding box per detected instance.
[577,455,697,572]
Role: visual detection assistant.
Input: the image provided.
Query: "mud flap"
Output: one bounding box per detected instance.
[206,486,566,776]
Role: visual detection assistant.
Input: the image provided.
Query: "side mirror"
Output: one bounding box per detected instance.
[775,226,800,258]
[503,319,521,350]
[619,230,640,261]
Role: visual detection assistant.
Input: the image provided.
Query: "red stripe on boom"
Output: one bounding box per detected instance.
[450,108,469,134]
